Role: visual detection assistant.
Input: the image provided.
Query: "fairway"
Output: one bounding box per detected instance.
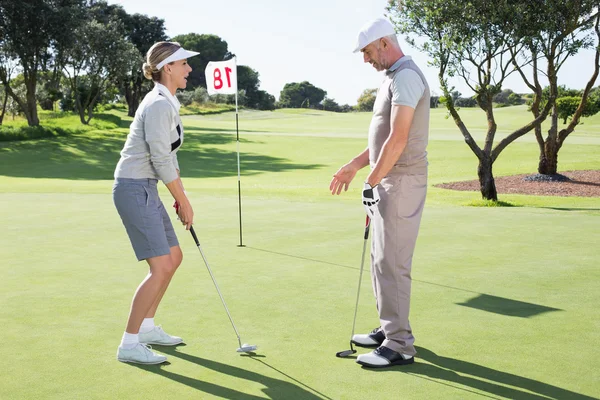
[1,108,599,399]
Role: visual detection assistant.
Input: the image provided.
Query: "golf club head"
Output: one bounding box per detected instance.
[237,344,258,353]
[335,349,357,358]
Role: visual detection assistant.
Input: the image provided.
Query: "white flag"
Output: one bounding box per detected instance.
[205,58,238,95]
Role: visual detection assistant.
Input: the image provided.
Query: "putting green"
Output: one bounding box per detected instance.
[0,108,598,399]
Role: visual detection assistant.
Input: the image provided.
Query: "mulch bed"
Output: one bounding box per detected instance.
[435,170,600,197]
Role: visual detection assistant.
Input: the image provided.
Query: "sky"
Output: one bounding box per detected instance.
[108,0,599,105]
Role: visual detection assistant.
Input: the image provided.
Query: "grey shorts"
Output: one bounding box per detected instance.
[113,178,179,261]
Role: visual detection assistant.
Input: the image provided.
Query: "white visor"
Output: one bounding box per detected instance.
[156,47,200,70]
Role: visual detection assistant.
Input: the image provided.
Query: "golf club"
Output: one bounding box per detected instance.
[190,226,257,353]
[336,215,371,358]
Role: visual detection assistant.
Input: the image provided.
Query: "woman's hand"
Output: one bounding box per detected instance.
[176,198,194,230]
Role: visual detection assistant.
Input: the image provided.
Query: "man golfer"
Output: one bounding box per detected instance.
[329,17,429,368]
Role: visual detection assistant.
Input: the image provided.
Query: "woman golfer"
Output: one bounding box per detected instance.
[113,41,199,364]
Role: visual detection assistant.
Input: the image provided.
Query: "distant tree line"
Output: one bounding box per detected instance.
[277,81,353,112]
[0,0,277,126]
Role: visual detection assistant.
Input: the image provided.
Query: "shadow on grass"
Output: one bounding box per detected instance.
[539,207,600,212]
[364,346,596,400]
[240,354,334,400]
[457,294,562,318]
[132,346,330,400]
[246,246,359,271]
[246,247,561,319]
[0,131,321,180]
[93,113,125,129]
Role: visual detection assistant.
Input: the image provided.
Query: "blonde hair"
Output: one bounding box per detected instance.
[142,41,182,81]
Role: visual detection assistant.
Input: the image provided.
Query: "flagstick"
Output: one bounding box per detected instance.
[234,63,244,247]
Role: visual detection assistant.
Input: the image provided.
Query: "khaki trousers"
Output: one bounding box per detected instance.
[370,172,427,356]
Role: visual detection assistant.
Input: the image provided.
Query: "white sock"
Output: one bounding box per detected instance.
[120,332,139,349]
[139,318,155,333]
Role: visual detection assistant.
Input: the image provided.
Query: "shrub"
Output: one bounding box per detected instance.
[176,91,194,106]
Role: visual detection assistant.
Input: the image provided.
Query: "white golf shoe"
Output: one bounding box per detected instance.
[117,343,167,364]
[351,326,385,348]
[138,326,183,346]
[356,346,414,368]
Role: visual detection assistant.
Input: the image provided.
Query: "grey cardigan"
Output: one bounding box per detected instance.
[114,84,183,184]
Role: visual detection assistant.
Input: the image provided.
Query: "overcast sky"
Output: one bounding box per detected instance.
[109,0,599,105]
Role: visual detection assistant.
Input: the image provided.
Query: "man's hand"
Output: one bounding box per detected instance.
[330,162,359,195]
[362,182,380,218]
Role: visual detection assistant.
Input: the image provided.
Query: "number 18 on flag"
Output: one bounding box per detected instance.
[205,58,237,95]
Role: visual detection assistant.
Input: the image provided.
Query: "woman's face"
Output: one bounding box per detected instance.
[166,59,193,89]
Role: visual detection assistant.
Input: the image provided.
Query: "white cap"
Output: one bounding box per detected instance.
[157,47,200,70]
[353,17,396,53]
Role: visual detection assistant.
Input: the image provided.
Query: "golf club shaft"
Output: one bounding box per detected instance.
[190,227,243,348]
[349,216,371,340]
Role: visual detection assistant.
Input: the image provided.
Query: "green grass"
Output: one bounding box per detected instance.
[0,110,124,141]
[179,102,237,116]
[0,124,74,141]
[0,108,599,399]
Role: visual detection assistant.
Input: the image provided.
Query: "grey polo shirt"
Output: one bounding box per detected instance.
[114,83,183,184]
[368,55,430,174]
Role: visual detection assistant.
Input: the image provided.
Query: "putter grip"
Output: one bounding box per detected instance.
[364,215,371,240]
[190,226,200,246]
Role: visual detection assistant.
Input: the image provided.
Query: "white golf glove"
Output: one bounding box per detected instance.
[362,182,380,218]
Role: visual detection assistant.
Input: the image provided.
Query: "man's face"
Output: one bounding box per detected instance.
[361,40,386,71]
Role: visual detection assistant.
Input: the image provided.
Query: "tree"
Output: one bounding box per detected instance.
[63,4,138,124]
[0,0,86,126]
[388,0,554,200]
[357,88,377,111]
[1,72,24,120]
[507,93,523,106]
[36,71,65,111]
[454,96,478,107]
[36,1,85,112]
[251,90,276,110]
[0,47,17,125]
[278,81,326,109]
[556,94,600,124]
[0,85,7,124]
[510,0,599,175]
[237,65,260,95]
[515,0,600,175]
[237,65,262,109]
[322,97,341,112]
[120,13,167,116]
[493,89,523,105]
[170,33,233,89]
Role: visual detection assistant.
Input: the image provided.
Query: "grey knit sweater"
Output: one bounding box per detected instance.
[114,83,183,184]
